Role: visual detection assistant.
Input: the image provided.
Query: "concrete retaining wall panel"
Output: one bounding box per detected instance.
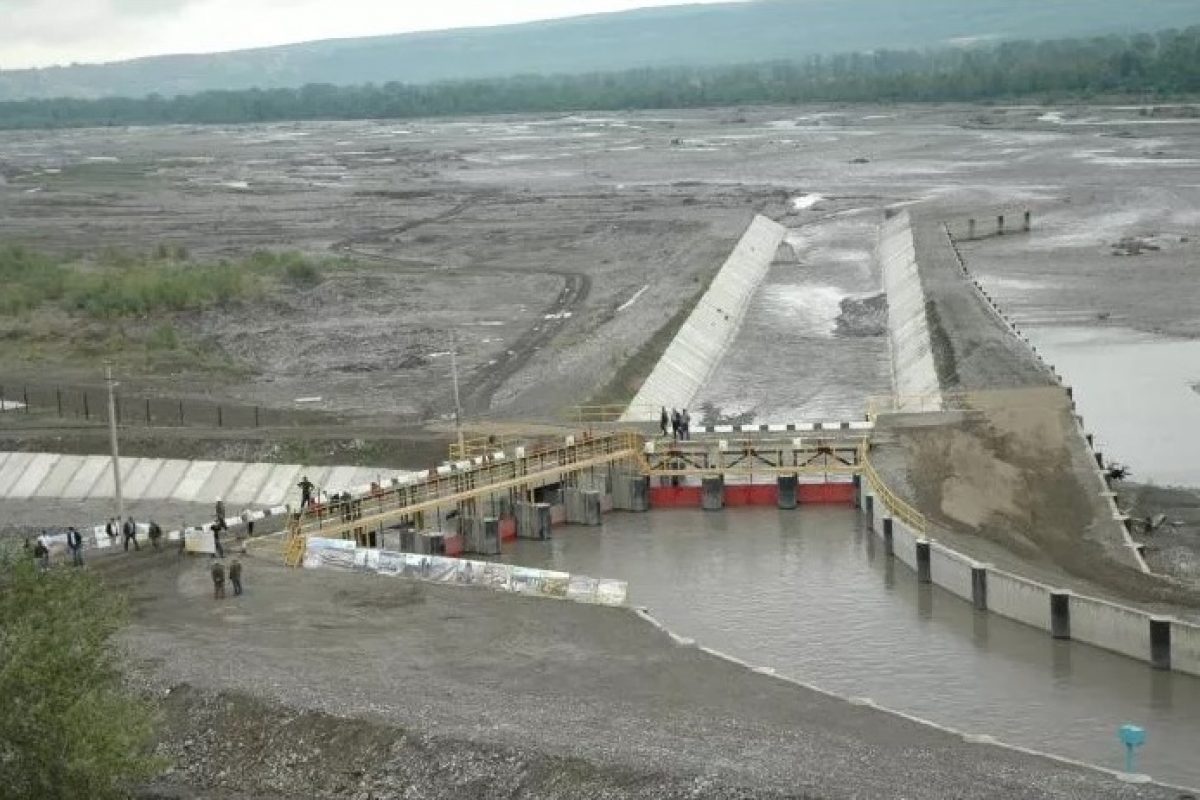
[624,215,786,419]
[300,467,333,494]
[1069,595,1150,662]
[87,457,142,499]
[195,463,247,505]
[325,466,361,494]
[63,457,111,498]
[7,453,60,498]
[929,544,975,603]
[172,461,216,502]
[121,458,164,501]
[225,462,274,505]
[891,520,919,570]
[35,455,87,497]
[988,570,1051,632]
[254,464,302,507]
[0,453,34,496]
[0,452,12,473]
[146,459,190,499]
[1171,621,1200,677]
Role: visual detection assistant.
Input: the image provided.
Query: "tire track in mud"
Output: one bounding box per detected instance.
[332,198,592,417]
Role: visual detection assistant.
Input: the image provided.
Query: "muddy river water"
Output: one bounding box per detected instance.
[502,508,1200,788]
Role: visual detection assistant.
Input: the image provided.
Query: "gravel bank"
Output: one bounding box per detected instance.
[97,551,1184,798]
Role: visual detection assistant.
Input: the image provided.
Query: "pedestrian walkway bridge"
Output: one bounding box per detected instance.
[282,423,872,565]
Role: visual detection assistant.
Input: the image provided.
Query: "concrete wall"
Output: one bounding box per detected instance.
[982,569,1051,632]
[623,214,786,420]
[891,518,919,571]
[879,212,942,410]
[1069,594,1151,663]
[1172,621,1200,675]
[0,450,413,508]
[929,543,976,604]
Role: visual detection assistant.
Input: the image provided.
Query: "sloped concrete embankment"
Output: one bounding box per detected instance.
[622,215,786,421]
[878,212,942,410]
[871,211,1200,673]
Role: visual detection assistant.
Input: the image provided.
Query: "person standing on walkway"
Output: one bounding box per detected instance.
[148,520,163,551]
[298,475,314,510]
[67,527,84,567]
[211,561,226,599]
[671,408,681,441]
[211,523,225,559]
[239,509,253,553]
[122,517,140,552]
[681,409,691,441]
[215,498,226,527]
[105,518,117,546]
[229,559,243,596]
[659,406,669,437]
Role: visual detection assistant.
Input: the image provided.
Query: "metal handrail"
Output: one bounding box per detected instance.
[859,444,927,535]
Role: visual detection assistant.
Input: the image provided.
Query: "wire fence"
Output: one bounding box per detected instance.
[0,381,330,429]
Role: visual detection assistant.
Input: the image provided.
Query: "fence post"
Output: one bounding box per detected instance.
[217,406,223,428]
[179,400,184,425]
[254,406,260,428]
[57,388,63,417]
[84,392,90,420]
[145,398,151,424]
[115,395,121,424]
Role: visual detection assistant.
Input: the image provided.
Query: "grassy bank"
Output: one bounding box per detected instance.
[0,244,343,374]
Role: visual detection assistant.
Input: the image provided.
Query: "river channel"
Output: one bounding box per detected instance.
[500,507,1200,788]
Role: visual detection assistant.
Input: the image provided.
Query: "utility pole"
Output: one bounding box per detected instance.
[105,365,124,522]
[449,329,465,458]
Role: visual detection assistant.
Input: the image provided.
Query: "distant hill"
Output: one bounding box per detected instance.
[3,0,1199,101]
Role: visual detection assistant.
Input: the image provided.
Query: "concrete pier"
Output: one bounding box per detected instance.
[515,501,552,540]
[702,476,724,511]
[776,475,797,509]
[1051,592,1072,640]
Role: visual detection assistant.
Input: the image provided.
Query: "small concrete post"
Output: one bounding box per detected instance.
[882,517,894,556]
[777,474,798,510]
[1023,210,1031,232]
[916,540,931,583]
[997,214,1005,235]
[702,476,724,511]
[1051,592,1071,640]
[478,517,501,555]
[630,476,649,512]
[971,566,988,611]
[1150,618,1172,671]
[967,218,976,240]
[582,491,602,526]
[865,494,874,524]
[852,473,862,509]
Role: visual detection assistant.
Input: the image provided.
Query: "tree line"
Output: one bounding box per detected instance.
[1,27,1198,129]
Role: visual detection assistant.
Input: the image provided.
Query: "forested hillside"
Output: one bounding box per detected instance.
[1,0,1198,101]
[2,28,1198,130]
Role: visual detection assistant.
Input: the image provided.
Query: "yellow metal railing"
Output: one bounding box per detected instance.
[285,430,644,560]
[859,444,928,535]
[448,432,524,461]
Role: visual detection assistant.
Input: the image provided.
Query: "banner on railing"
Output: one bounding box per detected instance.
[303,538,627,606]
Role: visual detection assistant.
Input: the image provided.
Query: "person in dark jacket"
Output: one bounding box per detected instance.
[122,517,139,552]
[298,475,315,509]
[211,561,226,599]
[33,538,50,570]
[105,518,117,545]
[67,527,84,567]
[229,559,243,596]
[659,406,669,437]
[671,408,681,441]
[148,520,163,550]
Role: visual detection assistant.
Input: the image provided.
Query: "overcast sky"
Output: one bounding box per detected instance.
[1,0,742,70]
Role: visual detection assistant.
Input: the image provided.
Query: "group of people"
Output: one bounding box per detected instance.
[210,558,245,599]
[659,406,693,440]
[28,527,85,569]
[104,516,165,552]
